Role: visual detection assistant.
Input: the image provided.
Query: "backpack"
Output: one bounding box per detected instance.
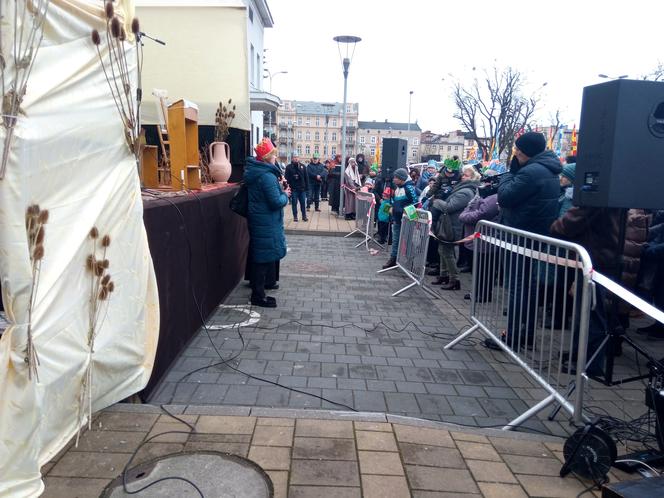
[230,183,249,217]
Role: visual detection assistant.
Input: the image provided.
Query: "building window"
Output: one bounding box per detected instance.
[315,131,320,140]
[297,131,302,140]
[447,145,451,151]
[288,119,292,126]
[370,147,375,156]
[412,148,417,157]
[314,145,319,154]
[332,132,337,141]
[370,136,376,144]
[280,118,285,125]
[346,104,351,113]
[454,145,458,150]
[297,117,302,125]
[305,145,311,155]
[305,131,311,140]
[248,6,254,22]
[250,44,255,86]
[315,117,320,126]
[297,145,302,155]
[332,119,337,126]
[306,117,310,125]
[324,132,328,141]
[323,145,328,155]
[359,136,365,144]
[413,138,419,146]
[331,146,337,155]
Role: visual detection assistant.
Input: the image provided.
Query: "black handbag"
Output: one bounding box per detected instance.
[230,183,249,217]
[435,209,455,241]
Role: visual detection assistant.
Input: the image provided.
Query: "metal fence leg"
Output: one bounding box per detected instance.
[548,381,576,421]
[444,323,480,350]
[503,394,557,430]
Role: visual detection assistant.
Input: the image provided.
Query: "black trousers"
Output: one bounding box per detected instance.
[250,261,277,300]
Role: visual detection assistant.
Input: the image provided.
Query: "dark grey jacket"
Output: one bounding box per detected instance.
[432,180,479,239]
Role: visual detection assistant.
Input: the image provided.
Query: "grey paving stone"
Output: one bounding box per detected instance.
[307,377,337,390]
[446,396,488,417]
[375,366,406,381]
[277,376,308,388]
[337,378,367,391]
[387,357,414,367]
[348,365,377,379]
[429,368,462,384]
[385,393,420,413]
[223,385,259,405]
[284,352,310,362]
[353,390,387,412]
[321,363,349,378]
[395,381,427,394]
[335,354,363,364]
[264,360,294,375]
[292,362,321,377]
[309,353,335,362]
[256,385,290,406]
[459,370,492,385]
[402,367,434,383]
[366,380,397,392]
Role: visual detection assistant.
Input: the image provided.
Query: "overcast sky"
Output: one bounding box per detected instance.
[264,0,663,133]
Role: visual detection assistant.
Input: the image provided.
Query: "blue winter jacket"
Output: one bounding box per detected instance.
[392,180,418,224]
[498,150,562,235]
[243,157,289,263]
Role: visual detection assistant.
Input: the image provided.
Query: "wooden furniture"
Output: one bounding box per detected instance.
[141,145,160,188]
[167,99,201,190]
[155,96,171,185]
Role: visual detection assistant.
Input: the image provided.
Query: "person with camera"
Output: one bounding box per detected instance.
[285,152,309,222]
[458,169,500,300]
[430,165,480,290]
[244,138,290,308]
[485,132,561,350]
[382,168,418,269]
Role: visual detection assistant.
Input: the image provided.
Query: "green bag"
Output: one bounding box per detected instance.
[403,204,417,221]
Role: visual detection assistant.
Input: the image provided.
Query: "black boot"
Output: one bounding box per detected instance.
[431,275,449,285]
[382,257,397,269]
[440,279,460,290]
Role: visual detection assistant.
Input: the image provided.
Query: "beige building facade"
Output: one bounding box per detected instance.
[275,100,359,162]
[357,120,422,164]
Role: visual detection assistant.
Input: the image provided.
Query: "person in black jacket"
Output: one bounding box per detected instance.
[284,153,309,222]
[306,154,327,211]
[486,132,562,351]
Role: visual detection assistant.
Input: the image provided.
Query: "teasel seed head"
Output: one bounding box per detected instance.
[111,17,121,38]
[119,27,127,42]
[107,281,115,293]
[101,274,111,286]
[91,29,101,46]
[36,226,45,245]
[102,259,110,269]
[37,209,49,224]
[105,1,114,19]
[27,205,39,216]
[99,288,108,301]
[86,255,95,271]
[89,227,99,239]
[228,98,232,104]
[95,262,105,276]
[33,245,44,261]
[131,18,140,35]
[101,235,111,247]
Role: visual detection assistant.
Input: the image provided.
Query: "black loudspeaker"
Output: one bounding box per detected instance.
[574,79,664,210]
[381,138,408,178]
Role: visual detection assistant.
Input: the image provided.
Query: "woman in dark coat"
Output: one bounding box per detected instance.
[431,165,479,290]
[244,139,290,307]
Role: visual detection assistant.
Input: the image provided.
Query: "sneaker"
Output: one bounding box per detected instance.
[315,208,321,212]
[251,297,277,308]
[382,257,397,269]
[293,218,298,222]
[302,217,309,222]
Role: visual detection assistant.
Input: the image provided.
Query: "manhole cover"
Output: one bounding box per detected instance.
[101,451,273,498]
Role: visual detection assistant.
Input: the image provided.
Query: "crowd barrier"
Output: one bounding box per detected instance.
[377,209,439,298]
[444,220,593,429]
[344,189,383,251]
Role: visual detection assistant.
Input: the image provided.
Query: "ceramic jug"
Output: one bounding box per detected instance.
[209,142,232,183]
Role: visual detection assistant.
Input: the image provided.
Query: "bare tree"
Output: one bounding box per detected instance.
[453,66,540,160]
[642,62,664,81]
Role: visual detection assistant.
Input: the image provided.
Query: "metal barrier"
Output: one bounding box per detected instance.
[377,210,439,298]
[444,220,593,429]
[344,190,383,251]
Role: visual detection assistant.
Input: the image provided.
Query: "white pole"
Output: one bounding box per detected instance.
[340,58,349,217]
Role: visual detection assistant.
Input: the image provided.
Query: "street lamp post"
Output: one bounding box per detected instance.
[333,35,361,217]
[263,69,288,137]
[598,73,629,80]
[407,90,413,132]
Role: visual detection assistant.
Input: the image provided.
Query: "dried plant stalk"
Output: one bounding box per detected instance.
[90,3,142,167]
[0,0,52,180]
[24,203,49,381]
[214,99,236,143]
[77,226,116,443]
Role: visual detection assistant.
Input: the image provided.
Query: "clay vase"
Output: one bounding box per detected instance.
[209,142,232,183]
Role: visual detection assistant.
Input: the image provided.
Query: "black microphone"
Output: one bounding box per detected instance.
[139,31,166,46]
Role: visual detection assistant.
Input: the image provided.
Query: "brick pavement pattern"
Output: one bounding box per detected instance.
[42,405,632,497]
[149,233,656,438]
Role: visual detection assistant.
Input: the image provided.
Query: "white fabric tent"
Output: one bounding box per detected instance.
[0,1,159,496]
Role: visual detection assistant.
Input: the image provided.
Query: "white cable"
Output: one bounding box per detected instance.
[614,459,661,475]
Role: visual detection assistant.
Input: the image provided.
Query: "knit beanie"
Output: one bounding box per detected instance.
[393,168,409,181]
[561,163,576,182]
[515,132,546,158]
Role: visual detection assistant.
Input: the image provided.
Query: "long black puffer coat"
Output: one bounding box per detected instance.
[498,150,562,235]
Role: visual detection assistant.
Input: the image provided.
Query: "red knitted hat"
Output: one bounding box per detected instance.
[255,138,276,161]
